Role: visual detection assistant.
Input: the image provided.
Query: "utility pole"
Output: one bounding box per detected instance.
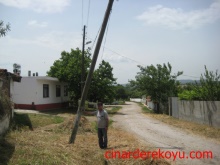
[69,0,114,144]
[81,25,86,95]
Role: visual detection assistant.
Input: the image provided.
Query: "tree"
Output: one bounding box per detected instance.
[47,48,91,105]
[135,62,183,113]
[47,50,117,105]
[179,66,220,101]
[88,60,117,103]
[196,66,220,101]
[0,21,10,37]
[126,80,143,98]
[115,84,128,100]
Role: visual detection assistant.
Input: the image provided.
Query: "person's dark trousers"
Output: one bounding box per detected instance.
[98,128,107,149]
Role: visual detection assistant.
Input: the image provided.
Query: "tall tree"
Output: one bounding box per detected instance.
[135,62,183,113]
[126,80,143,98]
[88,60,117,103]
[47,48,91,105]
[115,84,128,100]
[178,66,220,101]
[0,21,10,37]
[194,66,220,101]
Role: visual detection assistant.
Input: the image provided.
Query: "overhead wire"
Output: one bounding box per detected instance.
[100,10,112,61]
[87,26,102,53]
[101,47,201,79]
[80,1,200,80]
[81,0,84,29]
[86,0,91,30]
[103,47,146,66]
[81,0,91,54]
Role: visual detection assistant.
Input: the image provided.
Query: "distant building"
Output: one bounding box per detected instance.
[13,76,69,110]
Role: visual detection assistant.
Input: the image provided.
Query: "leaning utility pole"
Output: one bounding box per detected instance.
[69,0,114,144]
[81,25,86,95]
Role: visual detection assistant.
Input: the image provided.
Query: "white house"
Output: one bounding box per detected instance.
[13,76,69,110]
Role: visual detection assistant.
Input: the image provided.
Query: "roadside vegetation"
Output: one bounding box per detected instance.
[128,65,220,114]
[0,111,169,165]
[138,103,220,143]
[178,66,220,101]
[137,102,154,114]
[106,106,122,115]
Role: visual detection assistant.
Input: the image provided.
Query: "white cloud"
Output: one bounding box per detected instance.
[1,31,82,52]
[137,0,220,30]
[0,0,70,13]
[28,20,48,28]
[0,31,82,75]
[35,31,82,51]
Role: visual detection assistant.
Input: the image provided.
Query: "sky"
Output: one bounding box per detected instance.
[0,0,220,84]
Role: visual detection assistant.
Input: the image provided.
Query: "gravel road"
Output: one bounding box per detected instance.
[112,102,220,165]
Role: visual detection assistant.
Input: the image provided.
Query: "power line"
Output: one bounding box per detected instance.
[81,0,84,29]
[100,10,112,61]
[103,47,146,66]
[87,32,202,80]
[102,47,202,79]
[86,0,91,29]
[87,26,102,53]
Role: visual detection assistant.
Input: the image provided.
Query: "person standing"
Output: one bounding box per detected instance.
[84,102,109,149]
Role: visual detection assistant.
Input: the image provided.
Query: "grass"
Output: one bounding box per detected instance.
[92,119,114,132]
[137,102,154,113]
[12,113,64,130]
[106,106,122,115]
[1,112,170,165]
[137,103,220,143]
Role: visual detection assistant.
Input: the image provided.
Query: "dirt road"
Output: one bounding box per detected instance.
[112,102,220,165]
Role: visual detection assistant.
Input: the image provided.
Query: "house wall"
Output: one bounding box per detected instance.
[13,77,37,104]
[13,77,69,110]
[36,78,68,104]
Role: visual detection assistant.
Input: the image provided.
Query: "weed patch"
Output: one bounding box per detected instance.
[3,113,169,165]
[143,112,220,143]
[137,103,154,113]
[106,106,122,115]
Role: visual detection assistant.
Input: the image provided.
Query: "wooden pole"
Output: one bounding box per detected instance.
[69,0,114,144]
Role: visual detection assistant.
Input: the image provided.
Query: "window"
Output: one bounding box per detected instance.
[56,85,61,97]
[64,85,68,96]
[43,84,49,98]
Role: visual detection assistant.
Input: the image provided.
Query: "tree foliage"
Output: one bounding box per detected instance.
[0,21,10,37]
[134,62,183,113]
[126,80,143,98]
[47,48,91,104]
[47,49,117,104]
[114,84,129,100]
[179,66,220,101]
[88,60,117,103]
